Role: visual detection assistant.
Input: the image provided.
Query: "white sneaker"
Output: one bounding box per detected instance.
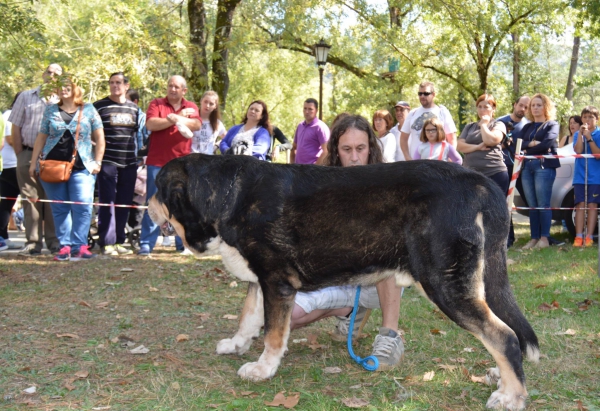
[161,236,172,247]
[180,248,194,256]
[371,327,405,371]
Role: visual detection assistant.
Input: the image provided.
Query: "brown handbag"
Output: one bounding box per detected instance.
[39,108,83,183]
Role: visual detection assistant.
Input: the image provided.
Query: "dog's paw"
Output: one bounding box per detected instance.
[216,338,239,355]
[237,361,277,381]
[216,337,252,355]
[485,367,502,387]
[486,390,526,411]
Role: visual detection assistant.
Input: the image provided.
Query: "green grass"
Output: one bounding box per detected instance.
[0,225,599,410]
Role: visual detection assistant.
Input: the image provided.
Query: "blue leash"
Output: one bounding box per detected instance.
[347,286,379,371]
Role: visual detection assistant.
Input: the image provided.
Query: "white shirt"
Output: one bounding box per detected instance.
[390,123,405,161]
[377,132,397,163]
[191,119,226,154]
[400,105,457,160]
[1,110,17,168]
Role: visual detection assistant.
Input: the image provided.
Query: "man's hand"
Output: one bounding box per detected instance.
[180,108,196,118]
[166,113,179,123]
[91,162,102,175]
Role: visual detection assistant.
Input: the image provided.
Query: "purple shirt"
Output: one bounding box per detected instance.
[293,118,330,164]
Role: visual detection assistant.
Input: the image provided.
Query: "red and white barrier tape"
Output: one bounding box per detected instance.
[516,153,600,160]
[1,196,147,209]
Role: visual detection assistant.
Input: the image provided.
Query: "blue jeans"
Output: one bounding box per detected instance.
[520,160,556,239]
[40,169,96,249]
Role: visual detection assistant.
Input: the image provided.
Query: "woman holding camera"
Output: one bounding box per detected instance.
[29,76,105,261]
[519,93,560,250]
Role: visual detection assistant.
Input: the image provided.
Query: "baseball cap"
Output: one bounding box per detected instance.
[394,101,410,108]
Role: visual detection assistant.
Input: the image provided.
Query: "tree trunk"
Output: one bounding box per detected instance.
[565,35,580,102]
[188,0,209,101]
[512,30,520,101]
[389,6,400,27]
[212,0,242,110]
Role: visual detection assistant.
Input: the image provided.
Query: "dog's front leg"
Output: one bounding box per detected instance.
[216,282,264,355]
[237,283,294,381]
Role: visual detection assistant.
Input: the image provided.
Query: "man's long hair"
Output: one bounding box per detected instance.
[324,115,383,166]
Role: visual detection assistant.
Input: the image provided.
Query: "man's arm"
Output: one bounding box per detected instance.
[400,131,411,161]
[315,143,328,165]
[290,141,297,164]
[11,125,23,154]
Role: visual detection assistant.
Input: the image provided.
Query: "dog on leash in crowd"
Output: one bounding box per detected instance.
[148,154,540,410]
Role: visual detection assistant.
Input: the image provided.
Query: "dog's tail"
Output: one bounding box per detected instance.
[483,239,540,363]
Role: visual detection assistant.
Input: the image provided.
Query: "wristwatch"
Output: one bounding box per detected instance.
[587,139,594,144]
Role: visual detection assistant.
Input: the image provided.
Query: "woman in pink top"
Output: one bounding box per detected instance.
[413,118,462,164]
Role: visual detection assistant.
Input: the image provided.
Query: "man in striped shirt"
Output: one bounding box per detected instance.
[93,72,140,256]
[8,64,62,255]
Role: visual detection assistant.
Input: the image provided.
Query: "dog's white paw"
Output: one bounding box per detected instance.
[486,389,526,410]
[237,361,277,381]
[216,337,252,355]
[485,367,502,387]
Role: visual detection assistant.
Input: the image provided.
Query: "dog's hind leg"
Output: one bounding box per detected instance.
[216,282,264,355]
[237,279,295,381]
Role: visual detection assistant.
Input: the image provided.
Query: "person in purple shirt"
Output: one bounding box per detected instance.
[291,98,330,164]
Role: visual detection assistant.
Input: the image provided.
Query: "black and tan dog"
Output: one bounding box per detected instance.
[148,153,539,410]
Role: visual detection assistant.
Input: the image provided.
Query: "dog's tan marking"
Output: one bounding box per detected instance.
[237,300,293,381]
[217,283,264,355]
[462,300,527,410]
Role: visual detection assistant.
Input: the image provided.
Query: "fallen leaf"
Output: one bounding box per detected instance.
[74,370,89,379]
[306,333,327,350]
[148,287,158,292]
[423,371,435,381]
[538,302,558,311]
[213,267,225,274]
[449,357,466,363]
[341,397,369,408]
[551,300,560,308]
[534,284,547,289]
[506,258,515,265]
[432,357,442,363]
[264,392,300,408]
[171,382,180,390]
[92,407,111,410]
[175,334,189,342]
[292,338,308,344]
[229,281,238,288]
[195,313,210,321]
[430,329,447,335]
[120,268,134,272]
[56,333,80,339]
[461,366,469,377]
[438,364,457,371]
[574,399,588,411]
[95,302,109,309]
[125,369,135,376]
[323,366,342,374]
[240,391,257,397]
[129,345,149,354]
[470,375,487,384]
[78,300,92,308]
[463,347,475,353]
[64,379,76,391]
[23,386,36,394]
[223,314,238,320]
[555,329,576,336]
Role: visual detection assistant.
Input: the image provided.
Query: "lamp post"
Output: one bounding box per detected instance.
[313,39,331,120]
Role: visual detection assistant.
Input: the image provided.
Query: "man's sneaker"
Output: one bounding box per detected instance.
[161,236,172,247]
[138,244,150,256]
[54,246,71,261]
[371,327,404,371]
[0,237,8,252]
[585,236,594,247]
[115,244,133,255]
[71,245,95,260]
[180,248,194,256]
[331,307,372,342]
[18,245,41,256]
[574,237,584,247]
[102,245,118,256]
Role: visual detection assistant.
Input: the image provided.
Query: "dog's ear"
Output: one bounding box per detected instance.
[162,179,188,220]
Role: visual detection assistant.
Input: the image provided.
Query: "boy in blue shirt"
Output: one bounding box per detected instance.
[573,106,600,246]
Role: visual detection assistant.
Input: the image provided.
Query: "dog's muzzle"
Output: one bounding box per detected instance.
[160,221,176,236]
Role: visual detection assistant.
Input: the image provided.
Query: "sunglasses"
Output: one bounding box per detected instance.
[418,92,433,97]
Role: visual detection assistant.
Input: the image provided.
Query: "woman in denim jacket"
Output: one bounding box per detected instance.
[519,93,560,250]
[29,76,105,261]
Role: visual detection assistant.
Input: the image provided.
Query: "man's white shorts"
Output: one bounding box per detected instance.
[295,285,381,314]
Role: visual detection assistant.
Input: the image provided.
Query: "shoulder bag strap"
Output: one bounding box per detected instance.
[71,107,84,161]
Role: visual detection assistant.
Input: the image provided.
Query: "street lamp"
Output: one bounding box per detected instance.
[313,39,331,120]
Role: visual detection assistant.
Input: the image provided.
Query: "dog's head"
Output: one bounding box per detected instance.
[148,156,221,254]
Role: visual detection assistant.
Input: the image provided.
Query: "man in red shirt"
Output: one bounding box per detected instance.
[138,75,201,256]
